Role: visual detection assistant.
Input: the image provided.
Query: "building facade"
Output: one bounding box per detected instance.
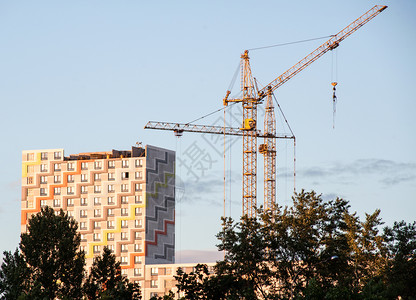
[21,145,175,286]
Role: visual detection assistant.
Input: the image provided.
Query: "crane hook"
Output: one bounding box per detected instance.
[332,82,338,128]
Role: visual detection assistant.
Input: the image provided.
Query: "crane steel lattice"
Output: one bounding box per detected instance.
[145,5,387,217]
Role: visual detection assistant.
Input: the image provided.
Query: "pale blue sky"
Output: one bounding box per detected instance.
[1,1,415,258]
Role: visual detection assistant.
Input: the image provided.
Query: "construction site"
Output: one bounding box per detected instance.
[4,1,415,298]
[18,5,392,298]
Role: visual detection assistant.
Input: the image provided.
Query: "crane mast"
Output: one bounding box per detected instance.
[259,87,276,210]
[145,5,387,218]
[241,51,259,217]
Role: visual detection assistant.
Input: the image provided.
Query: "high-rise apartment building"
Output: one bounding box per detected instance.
[21,145,175,285]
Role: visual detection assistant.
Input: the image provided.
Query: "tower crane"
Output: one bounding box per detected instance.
[145,5,387,217]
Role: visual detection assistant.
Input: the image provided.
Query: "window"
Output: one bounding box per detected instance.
[122,160,129,168]
[94,209,101,217]
[107,220,115,229]
[94,173,101,181]
[53,199,61,207]
[80,234,87,241]
[80,222,87,230]
[40,176,47,184]
[134,256,142,264]
[108,160,115,169]
[40,164,48,172]
[121,256,128,264]
[135,219,142,228]
[135,159,143,167]
[41,152,48,160]
[135,232,141,239]
[122,172,129,179]
[135,207,142,216]
[93,197,101,205]
[94,221,101,229]
[121,208,128,216]
[107,208,114,216]
[108,172,115,181]
[121,220,128,228]
[121,244,128,252]
[54,175,61,183]
[81,162,88,170]
[121,184,129,192]
[81,174,88,182]
[134,243,142,252]
[54,210,60,216]
[107,232,114,241]
[121,269,127,276]
[67,174,74,183]
[40,188,46,196]
[135,183,142,191]
[27,177,33,184]
[67,211,74,218]
[121,196,128,204]
[54,151,62,160]
[67,198,74,206]
[40,200,47,207]
[121,232,128,240]
[108,185,114,193]
[107,197,115,205]
[93,233,101,241]
[54,187,61,195]
[134,268,142,276]
[67,186,74,195]
[150,280,158,288]
[67,162,75,171]
[151,267,158,275]
[94,185,101,193]
[81,198,87,206]
[94,161,102,170]
[135,171,142,179]
[54,163,61,171]
[80,210,87,218]
[93,245,101,253]
[26,153,34,161]
[108,245,114,253]
[27,165,34,173]
[80,246,86,252]
[81,186,87,194]
[135,195,142,203]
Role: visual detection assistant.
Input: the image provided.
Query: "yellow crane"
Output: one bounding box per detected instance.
[145,5,387,217]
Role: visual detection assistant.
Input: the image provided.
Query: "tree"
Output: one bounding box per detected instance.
[19,206,85,299]
[0,249,29,300]
[175,190,391,299]
[383,221,416,299]
[84,247,141,300]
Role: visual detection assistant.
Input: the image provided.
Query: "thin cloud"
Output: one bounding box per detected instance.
[297,159,416,187]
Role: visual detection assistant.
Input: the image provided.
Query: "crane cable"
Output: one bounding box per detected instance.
[247,35,334,51]
[272,93,296,194]
[331,49,338,129]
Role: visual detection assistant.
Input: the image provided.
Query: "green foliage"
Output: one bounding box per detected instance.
[175,190,416,300]
[1,206,141,300]
[20,206,85,299]
[84,247,141,300]
[0,249,29,300]
[382,221,416,299]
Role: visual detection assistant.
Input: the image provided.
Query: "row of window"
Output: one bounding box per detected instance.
[38,183,143,197]
[32,172,143,185]
[29,159,144,173]
[81,230,143,243]
[24,151,62,161]
[38,195,143,208]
